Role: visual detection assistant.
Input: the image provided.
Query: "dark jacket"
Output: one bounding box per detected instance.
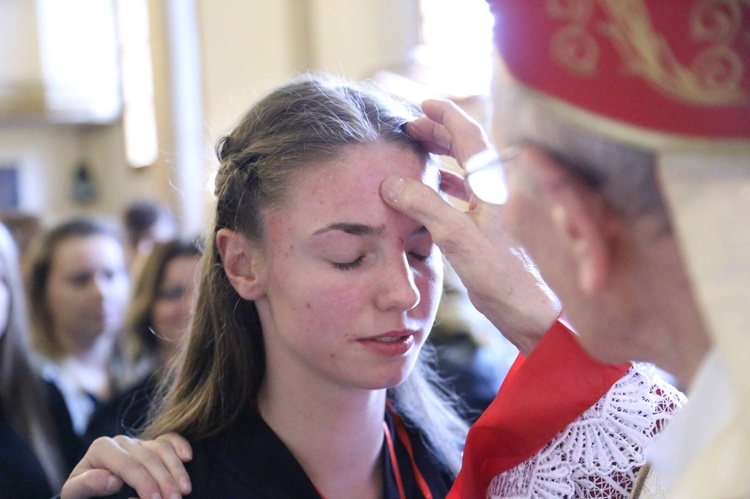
[84,374,158,444]
[0,381,83,499]
[110,407,453,498]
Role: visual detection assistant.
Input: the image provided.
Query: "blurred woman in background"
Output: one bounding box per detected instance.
[0,222,80,498]
[85,237,203,441]
[26,217,132,436]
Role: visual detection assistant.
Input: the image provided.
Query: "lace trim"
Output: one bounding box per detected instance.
[487,363,686,499]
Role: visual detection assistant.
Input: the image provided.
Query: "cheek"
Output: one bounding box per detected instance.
[152,302,170,324]
[299,280,365,328]
[46,281,71,311]
[415,264,443,317]
[503,183,537,245]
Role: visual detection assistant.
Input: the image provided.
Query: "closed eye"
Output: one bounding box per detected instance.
[332,255,365,271]
[408,251,429,262]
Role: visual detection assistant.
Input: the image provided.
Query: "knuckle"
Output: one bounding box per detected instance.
[112,434,134,447]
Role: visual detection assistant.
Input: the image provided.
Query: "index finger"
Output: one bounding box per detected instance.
[420,99,491,165]
[63,438,167,499]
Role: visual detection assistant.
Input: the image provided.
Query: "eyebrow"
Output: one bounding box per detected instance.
[313,223,383,237]
[312,223,427,237]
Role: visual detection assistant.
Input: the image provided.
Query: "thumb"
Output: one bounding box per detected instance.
[381,176,471,253]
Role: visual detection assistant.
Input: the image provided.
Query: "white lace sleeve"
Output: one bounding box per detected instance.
[486,363,687,499]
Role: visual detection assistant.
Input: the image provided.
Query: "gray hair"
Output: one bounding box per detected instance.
[491,68,667,220]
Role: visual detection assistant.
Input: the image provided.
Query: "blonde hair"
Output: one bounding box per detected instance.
[145,73,468,475]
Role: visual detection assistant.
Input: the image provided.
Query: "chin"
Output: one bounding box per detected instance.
[356,364,415,391]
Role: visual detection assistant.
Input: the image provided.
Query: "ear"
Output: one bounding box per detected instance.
[525,147,617,295]
[215,228,266,300]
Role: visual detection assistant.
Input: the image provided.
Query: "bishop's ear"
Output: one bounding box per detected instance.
[215,228,266,300]
[526,147,616,296]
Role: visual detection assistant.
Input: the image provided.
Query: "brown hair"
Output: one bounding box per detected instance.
[0,222,67,489]
[146,73,468,474]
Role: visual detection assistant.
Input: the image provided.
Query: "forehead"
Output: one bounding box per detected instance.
[287,142,435,212]
[51,234,123,267]
[163,254,200,277]
[261,143,435,241]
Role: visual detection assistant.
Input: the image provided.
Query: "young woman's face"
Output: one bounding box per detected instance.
[151,254,200,354]
[46,234,129,350]
[255,142,443,392]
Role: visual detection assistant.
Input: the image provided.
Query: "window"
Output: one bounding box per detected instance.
[116,0,158,168]
[413,0,495,97]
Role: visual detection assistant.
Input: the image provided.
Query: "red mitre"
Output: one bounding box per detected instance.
[487,0,750,142]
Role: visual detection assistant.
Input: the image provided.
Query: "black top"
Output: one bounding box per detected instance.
[84,374,158,444]
[0,381,84,499]
[110,407,453,498]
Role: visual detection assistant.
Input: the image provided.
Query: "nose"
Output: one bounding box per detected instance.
[375,252,420,312]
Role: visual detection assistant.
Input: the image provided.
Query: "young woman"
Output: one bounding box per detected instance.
[85,237,203,441]
[95,73,470,499]
[0,222,81,498]
[59,75,685,499]
[26,218,132,436]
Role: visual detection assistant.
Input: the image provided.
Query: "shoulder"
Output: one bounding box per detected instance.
[178,413,319,498]
[0,409,54,499]
[85,375,157,442]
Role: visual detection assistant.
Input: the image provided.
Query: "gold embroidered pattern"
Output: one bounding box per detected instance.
[547,0,598,74]
[545,0,750,106]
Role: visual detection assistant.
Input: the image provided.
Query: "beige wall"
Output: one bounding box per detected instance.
[0,0,420,233]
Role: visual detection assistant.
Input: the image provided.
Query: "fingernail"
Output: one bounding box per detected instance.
[381,177,405,204]
[179,476,192,492]
[151,493,162,499]
[170,493,181,499]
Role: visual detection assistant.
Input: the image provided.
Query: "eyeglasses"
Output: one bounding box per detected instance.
[463,147,519,205]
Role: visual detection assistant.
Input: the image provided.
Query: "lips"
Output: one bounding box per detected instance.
[358,330,416,357]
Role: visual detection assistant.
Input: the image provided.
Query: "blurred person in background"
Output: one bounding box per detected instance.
[122,199,179,271]
[0,222,81,498]
[0,211,43,267]
[85,237,203,442]
[26,217,133,437]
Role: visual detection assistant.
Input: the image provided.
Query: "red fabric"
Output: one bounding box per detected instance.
[487,0,750,139]
[448,321,629,498]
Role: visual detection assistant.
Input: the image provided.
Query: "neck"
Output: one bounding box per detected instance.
[628,288,710,390]
[258,364,386,499]
[613,226,712,389]
[570,222,711,390]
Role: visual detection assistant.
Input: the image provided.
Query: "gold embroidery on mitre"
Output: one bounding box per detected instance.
[545,0,750,106]
[547,0,599,74]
